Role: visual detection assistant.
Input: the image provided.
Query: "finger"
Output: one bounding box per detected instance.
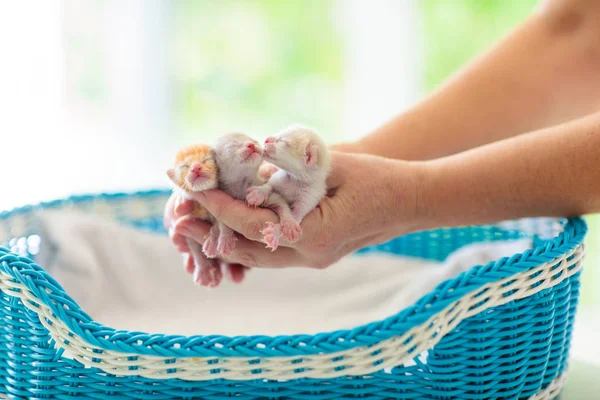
[222,263,246,283]
[174,216,212,244]
[172,233,190,253]
[325,151,349,188]
[174,198,195,217]
[164,194,195,235]
[219,235,302,268]
[191,190,278,241]
[175,215,301,267]
[163,193,177,230]
[183,253,194,274]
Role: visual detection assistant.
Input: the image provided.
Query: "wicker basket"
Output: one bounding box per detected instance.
[0,190,586,399]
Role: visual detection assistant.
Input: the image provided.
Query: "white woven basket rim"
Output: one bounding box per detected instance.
[0,244,583,383]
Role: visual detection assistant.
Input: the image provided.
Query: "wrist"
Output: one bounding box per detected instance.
[415,159,445,232]
[385,159,433,237]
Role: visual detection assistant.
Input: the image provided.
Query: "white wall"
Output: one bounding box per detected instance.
[0,1,175,210]
[338,0,423,140]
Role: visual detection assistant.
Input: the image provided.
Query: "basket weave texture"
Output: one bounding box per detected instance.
[0,190,586,399]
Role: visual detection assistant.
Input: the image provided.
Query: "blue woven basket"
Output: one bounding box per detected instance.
[0,190,586,399]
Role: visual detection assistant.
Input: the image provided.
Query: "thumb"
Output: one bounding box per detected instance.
[325,151,349,189]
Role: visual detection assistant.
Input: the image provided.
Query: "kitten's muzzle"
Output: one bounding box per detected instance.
[190,163,203,174]
[242,142,263,161]
[189,163,211,180]
[263,143,276,158]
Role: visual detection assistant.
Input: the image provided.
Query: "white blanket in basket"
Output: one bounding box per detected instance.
[36,210,531,336]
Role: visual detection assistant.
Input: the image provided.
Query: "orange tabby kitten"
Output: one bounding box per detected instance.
[167,144,221,287]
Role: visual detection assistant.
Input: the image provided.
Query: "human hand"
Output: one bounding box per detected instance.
[173,152,425,270]
[163,192,247,283]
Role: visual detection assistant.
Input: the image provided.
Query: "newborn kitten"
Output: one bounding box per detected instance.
[166,144,222,287]
[204,133,264,256]
[246,125,331,250]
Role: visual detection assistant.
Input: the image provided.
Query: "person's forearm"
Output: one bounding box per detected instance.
[418,111,600,230]
[344,1,600,160]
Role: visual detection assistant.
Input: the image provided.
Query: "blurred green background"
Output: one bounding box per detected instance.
[172,0,344,141]
[424,0,538,91]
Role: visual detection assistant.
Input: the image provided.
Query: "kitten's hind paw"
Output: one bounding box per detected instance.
[217,233,237,256]
[280,219,302,243]
[194,264,222,288]
[246,187,267,207]
[261,221,280,251]
[202,235,219,258]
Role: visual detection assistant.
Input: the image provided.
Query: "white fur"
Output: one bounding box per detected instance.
[211,132,265,255]
[246,125,330,249]
[213,133,264,200]
[262,125,330,222]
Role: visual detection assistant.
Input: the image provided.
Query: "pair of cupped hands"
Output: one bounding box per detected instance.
[164,147,423,284]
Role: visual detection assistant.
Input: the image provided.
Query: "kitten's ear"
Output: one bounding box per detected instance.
[305,142,318,166]
[166,168,177,183]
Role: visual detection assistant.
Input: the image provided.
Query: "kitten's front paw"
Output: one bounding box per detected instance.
[246,187,266,207]
[261,221,280,251]
[259,163,278,180]
[280,219,302,243]
[202,235,219,258]
[194,264,222,288]
[217,233,237,256]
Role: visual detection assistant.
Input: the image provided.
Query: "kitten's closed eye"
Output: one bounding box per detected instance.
[179,163,189,169]
[224,144,238,154]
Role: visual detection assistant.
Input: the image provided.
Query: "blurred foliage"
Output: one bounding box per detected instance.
[171,0,343,141]
[423,0,538,91]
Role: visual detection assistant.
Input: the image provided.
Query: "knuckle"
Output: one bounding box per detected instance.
[241,219,263,240]
[213,201,234,221]
[309,260,330,270]
[207,203,227,220]
[237,252,258,268]
[210,203,224,219]
[311,230,334,252]
[309,254,341,270]
[174,199,190,216]
[172,233,185,245]
[172,236,189,253]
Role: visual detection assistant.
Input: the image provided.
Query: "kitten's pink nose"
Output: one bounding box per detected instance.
[265,136,275,144]
[246,142,258,152]
[191,163,203,174]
